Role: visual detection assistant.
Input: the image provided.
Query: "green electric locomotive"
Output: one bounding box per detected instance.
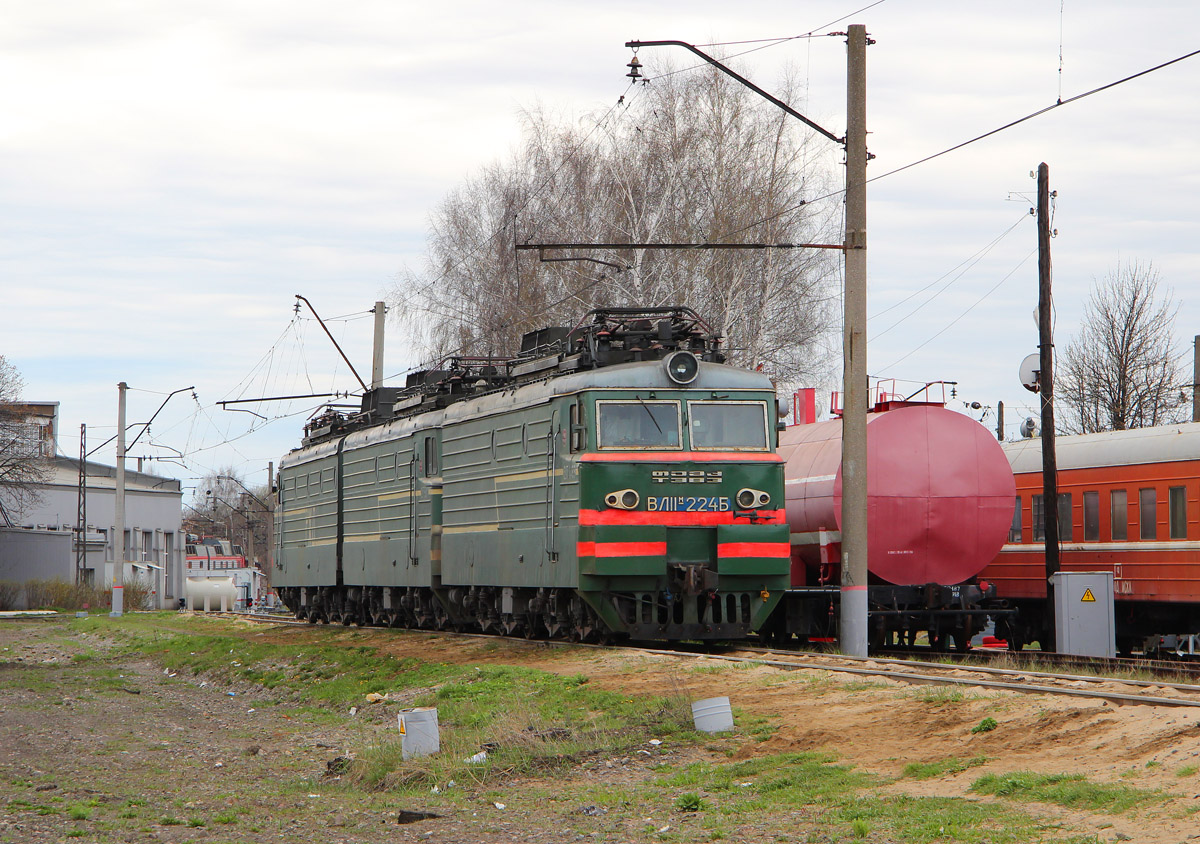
[273,308,790,641]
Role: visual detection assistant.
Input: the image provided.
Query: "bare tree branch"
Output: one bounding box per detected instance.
[0,356,51,524]
[1057,260,1186,433]
[393,60,840,393]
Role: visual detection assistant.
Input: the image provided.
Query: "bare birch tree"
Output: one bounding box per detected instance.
[1057,261,1186,433]
[394,60,840,388]
[0,356,50,523]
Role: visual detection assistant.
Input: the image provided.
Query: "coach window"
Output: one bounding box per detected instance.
[1032,494,1045,542]
[1169,486,1187,539]
[1008,496,1022,543]
[1083,491,1099,542]
[1057,493,1073,542]
[1111,489,1128,540]
[1139,488,1157,540]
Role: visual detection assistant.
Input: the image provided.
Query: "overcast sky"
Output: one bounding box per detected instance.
[3,0,1198,500]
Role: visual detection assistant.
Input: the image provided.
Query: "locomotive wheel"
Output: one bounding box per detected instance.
[434,605,450,631]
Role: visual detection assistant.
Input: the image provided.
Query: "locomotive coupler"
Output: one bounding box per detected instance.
[669,563,719,596]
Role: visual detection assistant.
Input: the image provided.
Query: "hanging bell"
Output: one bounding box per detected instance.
[626,55,642,80]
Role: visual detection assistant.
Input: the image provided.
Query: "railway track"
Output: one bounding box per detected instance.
[201,610,1200,709]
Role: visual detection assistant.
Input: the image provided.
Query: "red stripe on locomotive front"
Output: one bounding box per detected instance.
[717,542,792,558]
[578,509,786,526]
[590,541,669,557]
[580,451,783,463]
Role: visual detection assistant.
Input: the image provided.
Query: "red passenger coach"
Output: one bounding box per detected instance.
[763,390,1016,650]
[982,423,1200,654]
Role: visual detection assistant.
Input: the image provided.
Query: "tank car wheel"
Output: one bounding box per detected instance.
[767,627,793,648]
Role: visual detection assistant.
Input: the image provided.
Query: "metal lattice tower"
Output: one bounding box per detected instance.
[76,423,86,584]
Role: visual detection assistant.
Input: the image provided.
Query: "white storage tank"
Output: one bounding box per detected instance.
[185,577,239,612]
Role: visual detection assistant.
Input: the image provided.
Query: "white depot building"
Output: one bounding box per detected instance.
[0,402,185,609]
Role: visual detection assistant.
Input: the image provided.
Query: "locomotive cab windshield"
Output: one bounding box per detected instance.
[596,400,681,449]
[689,401,769,450]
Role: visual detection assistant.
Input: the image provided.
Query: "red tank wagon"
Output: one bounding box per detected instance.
[764,390,1016,650]
[981,423,1200,654]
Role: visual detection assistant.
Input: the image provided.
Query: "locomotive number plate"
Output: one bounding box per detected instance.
[647,496,730,512]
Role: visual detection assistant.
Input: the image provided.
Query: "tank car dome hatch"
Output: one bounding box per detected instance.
[664,350,700,384]
[778,405,1016,586]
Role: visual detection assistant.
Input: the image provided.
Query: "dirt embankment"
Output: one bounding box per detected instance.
[3,619,1200,843]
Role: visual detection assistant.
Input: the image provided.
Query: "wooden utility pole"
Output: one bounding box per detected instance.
[1037,162,1059,650]
[840,24,869,657]
[1193,335,1199,423]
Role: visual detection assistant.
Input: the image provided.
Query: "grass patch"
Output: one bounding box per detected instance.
[903,756,988,780]
[94,615,700,796]
[971,717,998,734]
[908,686,974,705]
[653,753,1056,842]
[970,771,1168,813]
[351,663,694,792]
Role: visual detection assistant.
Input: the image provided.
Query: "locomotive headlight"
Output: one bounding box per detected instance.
[605,489,640,510]
[664,350,699,385]
[736,488,771,509]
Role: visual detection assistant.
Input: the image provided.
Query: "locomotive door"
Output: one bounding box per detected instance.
[545,410,560,565]
[414,431,443,578]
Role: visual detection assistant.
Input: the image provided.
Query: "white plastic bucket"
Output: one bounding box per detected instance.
[398,707,440,760]
[692,696,734,733]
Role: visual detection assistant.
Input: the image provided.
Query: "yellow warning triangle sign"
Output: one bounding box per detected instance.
[1081,588,1096,602]
[398,718,406,735]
